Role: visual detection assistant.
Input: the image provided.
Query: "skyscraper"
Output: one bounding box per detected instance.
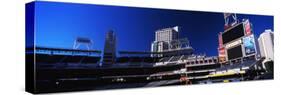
[151,26,193,57]
[258,29,274,61]
[155,26,179,42]
[151,26,179,53]
[103,30,116,64]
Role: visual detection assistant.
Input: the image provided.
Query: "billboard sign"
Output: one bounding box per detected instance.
[243,35,256,55]
[244,20,252,36]
[218,47,225,56]
[218,32,223,47]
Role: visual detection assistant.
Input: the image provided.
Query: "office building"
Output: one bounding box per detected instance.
[103,30,117,64]
[151,26,193,57]
[258,29,274,61]
[155,26,179,42]
[151,26,179,53]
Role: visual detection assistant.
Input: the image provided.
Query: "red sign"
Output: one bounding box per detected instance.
[245,20,252,36]
[218,32,225,57]
[218,32,223,47]
[218,47,225,56]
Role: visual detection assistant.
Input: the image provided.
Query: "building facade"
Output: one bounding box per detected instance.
[151,26,179,53]
[151,26,193,57]
[155,26,179,42]
[258,29,274,61]
[103,30,117,64]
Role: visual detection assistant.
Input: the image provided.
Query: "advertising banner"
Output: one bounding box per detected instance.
[243,35,256,55]
[244,20,252,36]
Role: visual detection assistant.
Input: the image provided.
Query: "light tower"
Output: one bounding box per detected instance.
[223,13,238,30]
[73,37,93,50]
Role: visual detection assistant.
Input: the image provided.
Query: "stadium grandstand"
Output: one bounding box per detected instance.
[27,25,272,93]
[28,46,225,93]
[27,46,270,93]
[117,51,161,63]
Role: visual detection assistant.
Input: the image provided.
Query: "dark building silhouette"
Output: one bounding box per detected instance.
[102,30,117,64]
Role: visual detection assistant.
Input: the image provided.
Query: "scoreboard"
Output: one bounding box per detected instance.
[222,23,245,44]
[227,45,243,60]
[221,20,257,62]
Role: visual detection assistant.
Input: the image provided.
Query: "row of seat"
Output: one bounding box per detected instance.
[159,55,217,63]
[217,59,256,71]
[116,57,159,63]
[170,56,182,62]
[35,54,101,64]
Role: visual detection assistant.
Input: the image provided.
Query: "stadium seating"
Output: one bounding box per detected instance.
[170,56,182,62]
[82,56,101,63]
[116,56,160,64]
[216,59,256,71]
[36,54,65,63]
[35,54,101,64]
[159,57,171,62]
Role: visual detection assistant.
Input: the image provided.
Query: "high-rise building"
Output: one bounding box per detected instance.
[258,29,274,61]
[73,37,93,50]
[155,26,179,42]
[151,26,179,53]
[103,30,116,64]
[151,26,193,57]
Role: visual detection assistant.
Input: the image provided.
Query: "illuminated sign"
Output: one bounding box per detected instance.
[243,35,256,55]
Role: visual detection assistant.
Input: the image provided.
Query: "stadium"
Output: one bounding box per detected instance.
[26,14,273,93]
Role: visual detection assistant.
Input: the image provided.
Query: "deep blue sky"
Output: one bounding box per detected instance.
[33,1,273,56]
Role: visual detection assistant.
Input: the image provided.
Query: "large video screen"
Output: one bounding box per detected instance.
[227,45,243,60]
[222,23,245,44]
